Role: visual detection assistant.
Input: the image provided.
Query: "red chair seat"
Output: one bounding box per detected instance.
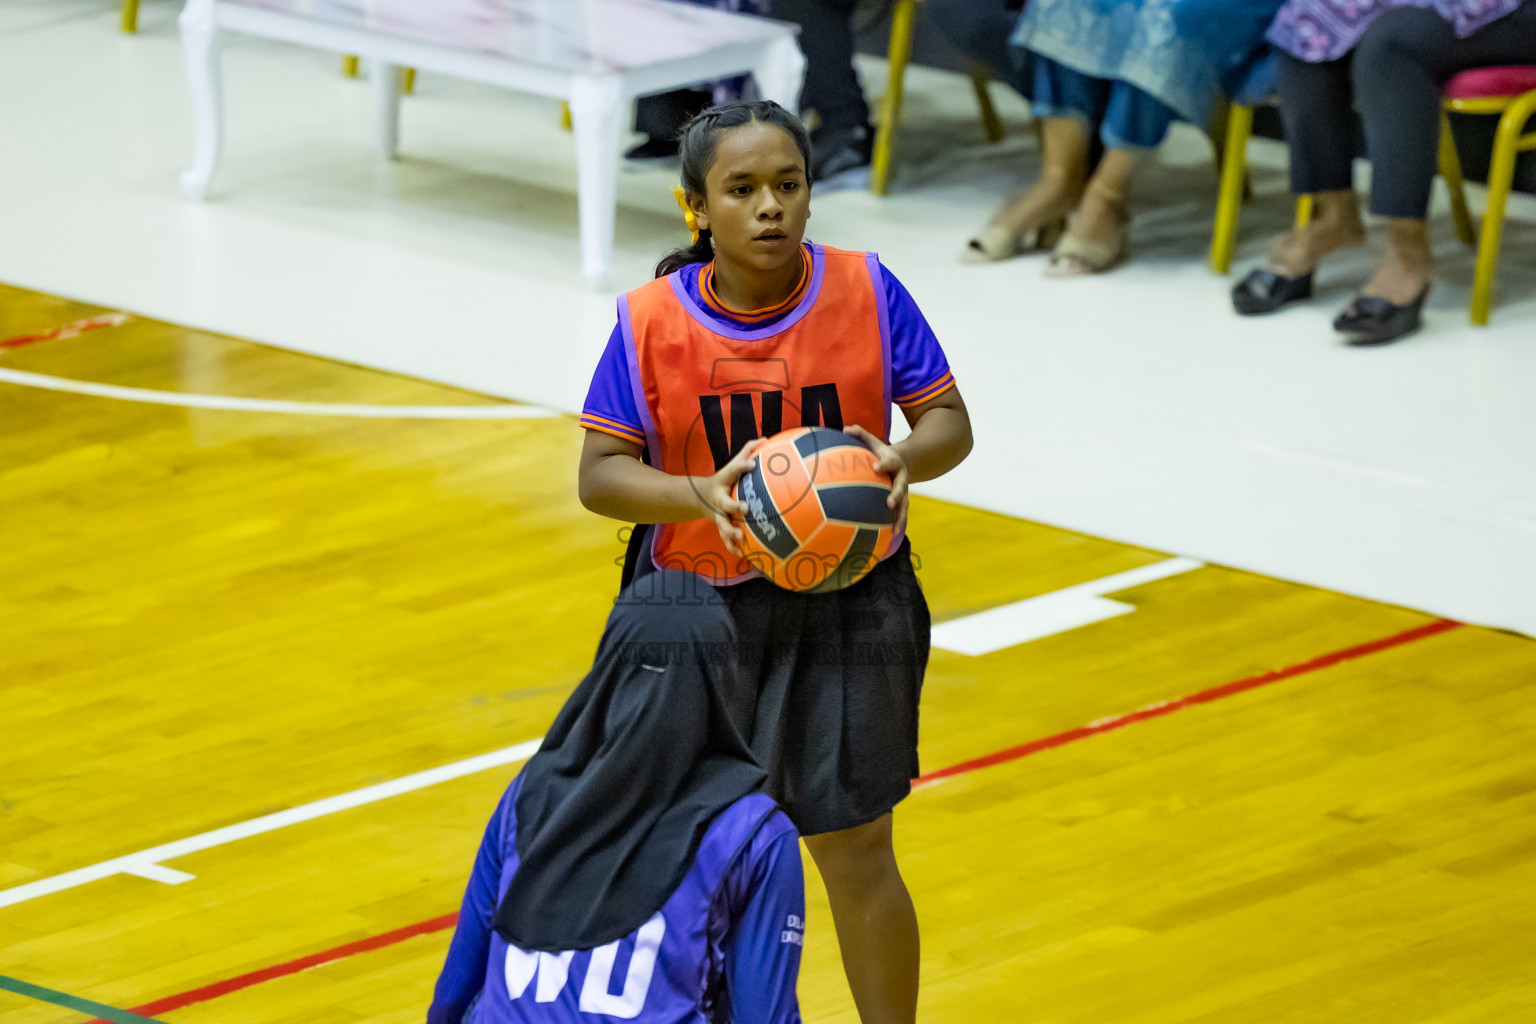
[1444,65,1536,100]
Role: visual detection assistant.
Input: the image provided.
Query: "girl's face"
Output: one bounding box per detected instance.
[690,122,810,274]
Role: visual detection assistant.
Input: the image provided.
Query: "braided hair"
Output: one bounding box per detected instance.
[654,100,813,279]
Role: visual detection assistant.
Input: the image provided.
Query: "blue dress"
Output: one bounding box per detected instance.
[1012,0,1286,146]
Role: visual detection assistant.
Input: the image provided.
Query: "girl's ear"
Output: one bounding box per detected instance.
[687,191,710,233]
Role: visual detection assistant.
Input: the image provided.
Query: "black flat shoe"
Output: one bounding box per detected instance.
[1232,268,1314,316]
[1332,288,1429,346]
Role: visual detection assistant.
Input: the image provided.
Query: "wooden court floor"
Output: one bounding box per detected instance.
[3,281,1536,1024]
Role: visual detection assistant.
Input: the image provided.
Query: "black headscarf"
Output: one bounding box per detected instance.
[493,569,767,952]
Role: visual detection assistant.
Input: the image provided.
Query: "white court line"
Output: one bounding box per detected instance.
[931,557,1205,656]
[0,738,542,909]
[0,565,1202,908]
[125,864,196,885]
[0,367,559,419]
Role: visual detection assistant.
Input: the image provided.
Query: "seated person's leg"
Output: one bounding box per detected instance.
[1048,80,1176,274]
[770,0,873,181]
[1349,7,1453,308]
[1351,3,1536,314]
[1263,52,1366,280]
[967,55,1105,259]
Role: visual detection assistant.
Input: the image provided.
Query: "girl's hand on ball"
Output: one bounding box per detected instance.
[696,438,763,556]
[845,425,909,528]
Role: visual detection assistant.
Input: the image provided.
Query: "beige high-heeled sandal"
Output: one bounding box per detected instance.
[961,216,1066,263]
[1045,195,1131,277]
[1044,227,1129,276]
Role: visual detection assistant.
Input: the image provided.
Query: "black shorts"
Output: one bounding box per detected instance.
[624,528,930,836]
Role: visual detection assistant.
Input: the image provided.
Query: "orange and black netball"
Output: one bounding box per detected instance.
[731,426,897,592]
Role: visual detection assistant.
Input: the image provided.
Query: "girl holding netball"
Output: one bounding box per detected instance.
[578,100,972,1024]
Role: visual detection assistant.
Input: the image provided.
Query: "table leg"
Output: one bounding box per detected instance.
[569,75,625,289]
[177,0,223,200]
[374,60,401,160]
[752,34,806,116]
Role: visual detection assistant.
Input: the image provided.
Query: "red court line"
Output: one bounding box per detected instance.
[0,313,129,351]
[91,616,1462,1021]
[913,616,1462,788]
[84,914,461,1023]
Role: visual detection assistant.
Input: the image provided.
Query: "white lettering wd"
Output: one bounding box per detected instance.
[503,912,666,1018]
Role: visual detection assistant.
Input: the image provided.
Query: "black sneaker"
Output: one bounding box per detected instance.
[810,123,873,188]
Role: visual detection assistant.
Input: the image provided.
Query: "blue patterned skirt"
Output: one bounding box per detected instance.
[1012,0,1285,130]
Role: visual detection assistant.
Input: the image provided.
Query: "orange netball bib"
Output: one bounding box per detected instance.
[621,244,899,585]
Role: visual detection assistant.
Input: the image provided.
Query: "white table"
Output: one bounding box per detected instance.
[177,0,804,285]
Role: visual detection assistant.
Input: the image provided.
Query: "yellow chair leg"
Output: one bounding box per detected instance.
[969,66,1004,144]
[120,0,140,33]
[1209,103,1252,274]
[1208,100,1230,175]
[1296,194,1313,228]
[1209,101,1254,205]
[561,101,573,132]
[870,0,916,196]
[402,68,417,95]
[1439,111,1476,247]
[1469,91,1536,325]
[342,55,361,78]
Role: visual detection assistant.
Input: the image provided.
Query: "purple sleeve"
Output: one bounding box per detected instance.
[427,784,518,1024]
[580,322,646,445]
[880,263,956,408]
[723,813,804,1024]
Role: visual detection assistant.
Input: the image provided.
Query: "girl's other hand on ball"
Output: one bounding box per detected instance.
[696,438,763,556]
[845,425,908,530]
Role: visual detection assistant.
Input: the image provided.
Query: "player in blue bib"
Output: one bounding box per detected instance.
[428,570,804,1024]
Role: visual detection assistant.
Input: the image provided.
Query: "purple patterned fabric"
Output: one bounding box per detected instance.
[1268,0,1525,61]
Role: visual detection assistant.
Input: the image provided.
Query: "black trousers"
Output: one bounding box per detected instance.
[768,0,870,132]
[1277,4,1536,219]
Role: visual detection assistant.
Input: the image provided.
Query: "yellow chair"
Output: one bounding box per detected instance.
[343,56,416,95]
[1442,66,1536,324]
[870,0,1006,196]
[1209,101,1473,275]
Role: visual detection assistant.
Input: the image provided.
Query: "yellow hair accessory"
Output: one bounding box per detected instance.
[672,184,700,243]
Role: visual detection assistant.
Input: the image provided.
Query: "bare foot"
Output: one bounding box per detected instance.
[1267,213,1366,277]
[1361,248,1433,305]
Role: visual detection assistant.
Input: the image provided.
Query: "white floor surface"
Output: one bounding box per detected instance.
[4,0,1534,636]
